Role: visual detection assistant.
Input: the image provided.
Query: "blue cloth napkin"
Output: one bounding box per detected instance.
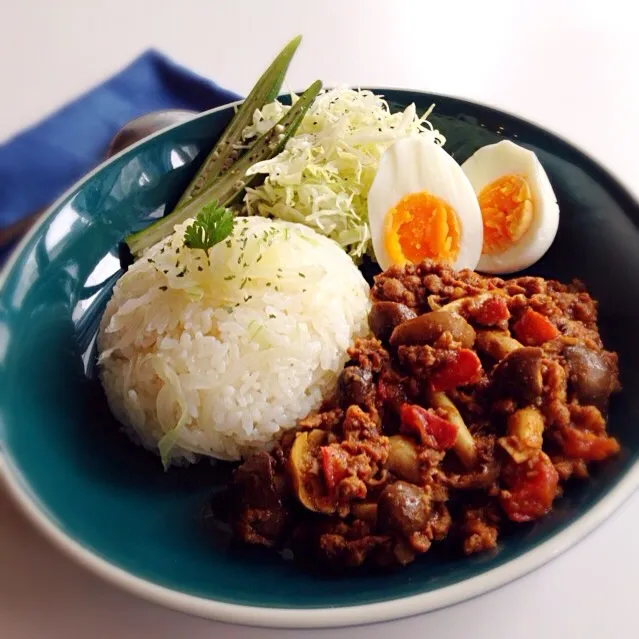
[0,50,241,264]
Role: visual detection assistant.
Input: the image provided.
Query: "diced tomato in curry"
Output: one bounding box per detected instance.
[513,308,560,345]
[430,349,482,392]
[399,403,458,450]
[474,296,510,325]
[560,427,620,462]
[499,452,559,523]
[320,445,350,492]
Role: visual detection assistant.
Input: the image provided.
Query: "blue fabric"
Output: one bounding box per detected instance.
[0,50,240,261]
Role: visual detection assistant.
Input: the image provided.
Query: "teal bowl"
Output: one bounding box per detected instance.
[1,90,638,628]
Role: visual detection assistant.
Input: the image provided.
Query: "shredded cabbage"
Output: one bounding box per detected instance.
[242,88,445,260]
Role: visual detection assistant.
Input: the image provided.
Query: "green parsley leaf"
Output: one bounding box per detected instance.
[184,202,234,253]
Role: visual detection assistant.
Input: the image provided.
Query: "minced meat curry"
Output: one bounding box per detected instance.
[223,260,621,569]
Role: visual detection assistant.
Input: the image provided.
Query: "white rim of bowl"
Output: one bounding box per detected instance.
[0,91,638,629]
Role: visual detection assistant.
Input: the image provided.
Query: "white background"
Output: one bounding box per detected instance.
[1,1,638,637]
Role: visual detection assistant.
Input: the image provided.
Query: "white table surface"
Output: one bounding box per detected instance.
[1,1,638,637]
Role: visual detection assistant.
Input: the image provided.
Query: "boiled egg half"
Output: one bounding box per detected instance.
[461,140,559,274]
[368,137,483,271]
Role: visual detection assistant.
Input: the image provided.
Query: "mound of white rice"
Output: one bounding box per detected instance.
[98,216,370,466]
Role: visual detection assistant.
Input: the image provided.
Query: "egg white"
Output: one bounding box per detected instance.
[368,137,483,271]
[461,140,559,274]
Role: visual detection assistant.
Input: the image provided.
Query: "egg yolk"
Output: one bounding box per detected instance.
[478,174,533,255]
[383,191,460,265]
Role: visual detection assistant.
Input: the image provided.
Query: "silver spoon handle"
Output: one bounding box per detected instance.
[0,109,198,251]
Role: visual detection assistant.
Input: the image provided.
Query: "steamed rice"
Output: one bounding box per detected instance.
[97,216,370,465]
